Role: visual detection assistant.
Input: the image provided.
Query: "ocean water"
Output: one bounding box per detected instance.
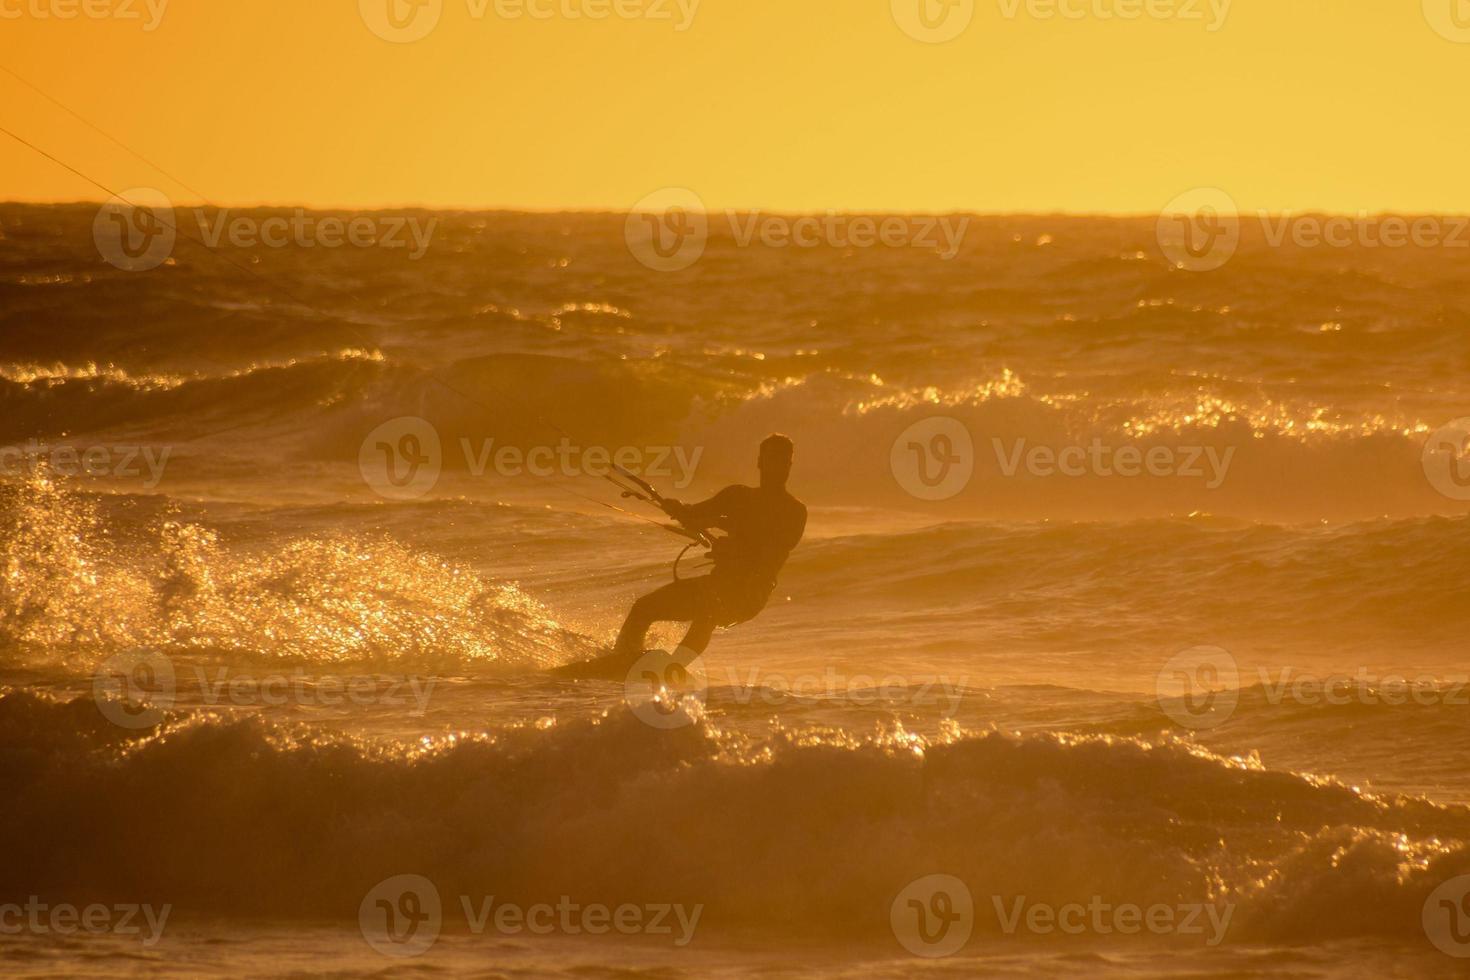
[2,205,1469,977]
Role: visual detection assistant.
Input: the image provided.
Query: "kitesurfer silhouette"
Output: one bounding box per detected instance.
[612,434,806,658]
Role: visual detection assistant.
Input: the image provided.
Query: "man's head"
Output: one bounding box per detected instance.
[758,434,794,489]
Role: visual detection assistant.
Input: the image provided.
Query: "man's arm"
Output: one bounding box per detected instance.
[661,486,738,531]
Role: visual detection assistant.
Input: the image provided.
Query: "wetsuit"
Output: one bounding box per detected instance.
[613,484,807,656]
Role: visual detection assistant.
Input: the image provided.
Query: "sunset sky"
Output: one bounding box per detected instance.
[3,0,1469,212]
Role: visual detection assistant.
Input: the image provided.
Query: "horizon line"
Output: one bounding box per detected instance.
[6,199,1470,219]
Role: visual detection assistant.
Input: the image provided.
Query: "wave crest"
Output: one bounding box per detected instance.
[3,692,1466,943]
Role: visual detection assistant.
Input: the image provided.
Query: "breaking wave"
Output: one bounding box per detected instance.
[0,469,580,670]
[2,691,1466,945]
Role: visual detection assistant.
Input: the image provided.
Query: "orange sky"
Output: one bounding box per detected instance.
[3,0,1469,212]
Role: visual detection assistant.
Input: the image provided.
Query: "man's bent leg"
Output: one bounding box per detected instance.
[613,578,711,658]
[678,616,718,656]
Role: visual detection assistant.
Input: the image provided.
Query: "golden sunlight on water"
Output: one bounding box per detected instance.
[3,3,1470,969]
[2,468,573,665]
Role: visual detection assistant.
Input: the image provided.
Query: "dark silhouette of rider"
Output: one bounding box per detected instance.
[614,434,806,658]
